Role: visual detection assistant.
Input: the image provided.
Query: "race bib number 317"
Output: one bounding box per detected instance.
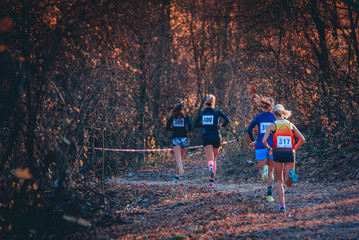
[202,115,214,125]
[277,136,292,148]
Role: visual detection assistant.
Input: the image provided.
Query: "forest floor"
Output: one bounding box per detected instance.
[70,151,359,239]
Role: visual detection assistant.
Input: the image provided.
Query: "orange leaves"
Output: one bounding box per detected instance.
[14,168,32,179]
[0,45,7,52]
[0,16,13,33]
[114,48,121,55]
[43,6,61,29]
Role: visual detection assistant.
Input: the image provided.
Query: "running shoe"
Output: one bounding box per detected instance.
[267,186,273,196]
[173,178,178,184]
[289,169,298,183]
[267,195,274,202]
[261,165,269,183]
[178,163,184,175]
[279,207,285,213]
[209,165,215,179]
[209,179,214,187]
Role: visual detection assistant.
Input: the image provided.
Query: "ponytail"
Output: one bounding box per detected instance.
[254,94,274,112]
[273,104,291,118]
[171,100,186,118]
[205,94,216,107]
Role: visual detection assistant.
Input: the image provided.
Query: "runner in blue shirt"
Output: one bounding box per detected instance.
[248,95,276,202]
[194,94,230,187]
[166,100,192,183]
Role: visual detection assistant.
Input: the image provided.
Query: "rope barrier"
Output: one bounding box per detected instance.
[85,140,236,152]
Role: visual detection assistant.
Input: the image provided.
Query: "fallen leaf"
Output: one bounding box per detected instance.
[14,168,32,179]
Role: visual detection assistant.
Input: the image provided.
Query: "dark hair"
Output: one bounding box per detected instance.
[171,101,185,118]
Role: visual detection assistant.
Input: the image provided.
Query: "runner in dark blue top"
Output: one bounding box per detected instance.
[194,94,230,187]
[247,95,276,202]
[166,100,192,183]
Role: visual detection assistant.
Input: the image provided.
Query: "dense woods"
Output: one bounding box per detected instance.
[0,0,358,238]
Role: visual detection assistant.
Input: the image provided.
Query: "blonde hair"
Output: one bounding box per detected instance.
[205,94,216,107]
[273,104,291,118]
[254,95,274,112]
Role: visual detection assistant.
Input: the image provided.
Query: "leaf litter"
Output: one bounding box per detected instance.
[67,152,359,239]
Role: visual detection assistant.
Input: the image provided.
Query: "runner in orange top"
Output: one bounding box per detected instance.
[262,104,305,213]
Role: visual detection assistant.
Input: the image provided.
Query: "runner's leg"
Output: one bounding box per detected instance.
[257,159,267,176]
[274,161,285,210]
[267,158,274,187]
[258,159,269,183]
[178,148,187,175]
[213,147,220,174]
[284,162,295,187]
[204,145,215,186]
[266,157,274,201]
[181,148,187,158]
[173,146,182,176]
[204,144,214,165]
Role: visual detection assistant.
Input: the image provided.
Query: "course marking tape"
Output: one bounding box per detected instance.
[85,140,236,152]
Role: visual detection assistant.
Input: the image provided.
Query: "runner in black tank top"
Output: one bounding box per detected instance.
[194,94,229,187]
[166,100,192,183]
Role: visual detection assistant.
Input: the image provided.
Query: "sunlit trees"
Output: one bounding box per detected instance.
[0,0,358,238]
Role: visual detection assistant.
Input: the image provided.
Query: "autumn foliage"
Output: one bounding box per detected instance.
[0,0,358,238]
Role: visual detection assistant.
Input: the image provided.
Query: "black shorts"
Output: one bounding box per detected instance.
[273,149,295,163]
[203,136,221,148]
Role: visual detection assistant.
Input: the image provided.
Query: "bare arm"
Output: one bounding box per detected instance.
[166,117,173,131]
[291,123,305,150]
[193,115,201,128]
[262,123,275,149]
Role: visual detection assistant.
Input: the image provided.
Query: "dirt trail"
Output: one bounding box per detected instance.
[75,154,359,239]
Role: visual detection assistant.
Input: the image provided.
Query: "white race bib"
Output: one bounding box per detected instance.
[277,136,292,148]
[260,122,271,134]
[202,115,214,125]
[173,118,185,127]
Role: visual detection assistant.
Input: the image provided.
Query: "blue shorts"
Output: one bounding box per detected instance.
[255,148,273,161]
[172,137,189,148]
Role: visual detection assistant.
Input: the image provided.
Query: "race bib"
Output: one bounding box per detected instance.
[202,115,214,125]
[260,122,271,134]
[277,136,292,148]
[173,118,185,127]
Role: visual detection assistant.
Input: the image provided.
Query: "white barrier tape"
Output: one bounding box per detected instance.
[85,140,236,152]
